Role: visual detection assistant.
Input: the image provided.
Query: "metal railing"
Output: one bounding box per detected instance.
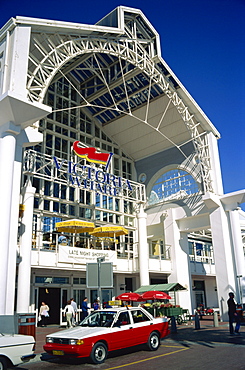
[149,244,171,260]
[189,254,214,264]
[32,241,137,260]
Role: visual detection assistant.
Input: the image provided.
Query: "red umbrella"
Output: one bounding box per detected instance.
[116,292,143,302]
[141,291,171,300]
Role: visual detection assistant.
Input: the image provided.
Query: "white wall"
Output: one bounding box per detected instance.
[205,277,218,308]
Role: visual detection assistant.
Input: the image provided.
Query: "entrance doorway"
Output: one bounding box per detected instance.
[39,288,60,324]
[193,280,206,309]
[195,291,206,309]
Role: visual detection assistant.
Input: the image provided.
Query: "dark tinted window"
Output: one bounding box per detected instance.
[131,309,150,324]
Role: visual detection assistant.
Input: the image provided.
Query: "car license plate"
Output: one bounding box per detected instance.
[52,350,64,356]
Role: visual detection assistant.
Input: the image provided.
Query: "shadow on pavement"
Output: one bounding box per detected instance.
[39,343,154,366]
[167,324,245,347]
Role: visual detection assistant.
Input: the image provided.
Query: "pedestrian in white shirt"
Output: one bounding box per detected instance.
[70,298,78,326]
[63,300,75,328]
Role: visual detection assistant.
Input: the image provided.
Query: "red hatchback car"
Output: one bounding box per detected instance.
[44,307,170,364]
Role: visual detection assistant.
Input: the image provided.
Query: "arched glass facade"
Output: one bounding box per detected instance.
[149,169,199,205]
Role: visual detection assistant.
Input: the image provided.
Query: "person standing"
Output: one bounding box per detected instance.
[39,301,49,327]
[92,299,99,310]
[70,298,78,326]
[81,297,89,320]
[58,234,67,245]
[63,300,75,328]
[103,301,112,308]
[227,292,240,335]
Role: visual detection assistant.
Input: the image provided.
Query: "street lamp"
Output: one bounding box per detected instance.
[97,256,105,308]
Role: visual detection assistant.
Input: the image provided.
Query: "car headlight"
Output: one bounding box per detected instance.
[46,337,53,343]
[69,339,84,345]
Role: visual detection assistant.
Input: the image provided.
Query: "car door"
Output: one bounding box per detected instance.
[129,309,153,345]
[108,311,134,351]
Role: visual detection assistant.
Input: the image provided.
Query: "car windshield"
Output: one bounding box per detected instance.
[79,311,117,328]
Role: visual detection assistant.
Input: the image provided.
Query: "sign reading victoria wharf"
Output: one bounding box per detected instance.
[53,141,133,196]
[23,142,145,203]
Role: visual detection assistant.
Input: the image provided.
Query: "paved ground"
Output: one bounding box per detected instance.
[13,317,245,369]
[168,318,245,346]
[35,325,64,355]
[34,316,245,355]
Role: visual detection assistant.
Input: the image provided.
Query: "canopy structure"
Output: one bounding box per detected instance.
[56,219,95,247]
[90,226,128,238]
[141,291,172,301]
[55,219,95,233]
[115,292,143,302]
[16,6,219,196]
[134,283,186,294]
[135,283,186,305]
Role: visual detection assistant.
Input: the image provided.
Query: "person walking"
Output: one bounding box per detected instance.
[227,292,240,335]
[63,300,75,328]
[81,297,89,320]
[70,298,78,326]
[39,301,49,327]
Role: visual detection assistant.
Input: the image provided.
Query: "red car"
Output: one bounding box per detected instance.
[44,307,170,364]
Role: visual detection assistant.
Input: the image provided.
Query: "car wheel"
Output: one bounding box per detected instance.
[0,357,7,370]
[90,342,108,364]
[147,331,160,351]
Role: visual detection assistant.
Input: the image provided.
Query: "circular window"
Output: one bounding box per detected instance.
[138,173,147,183]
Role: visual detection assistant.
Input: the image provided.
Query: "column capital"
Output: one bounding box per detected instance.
[0,90,51,130]
[0,121,21,136]
[136,204,147,218]
[202,192,221,209]
[220,190,245,211]
[21,178,36,196]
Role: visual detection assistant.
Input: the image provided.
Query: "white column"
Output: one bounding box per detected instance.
[16,179,36,313]
[0,124,19,315]
[8,26,31,95]
[206,132,224,195]
[5,159,22,314]
[0,90,51,316]
[229,208,245,276]
[165,208,193,312]
[229,207,245,303]
[5,133,25,314]
[137,205,149,286]
[209,205,236,320]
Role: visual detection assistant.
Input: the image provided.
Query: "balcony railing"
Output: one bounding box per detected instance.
[149,244,171,261]
[189,254,214,264]
[31,240,136,260]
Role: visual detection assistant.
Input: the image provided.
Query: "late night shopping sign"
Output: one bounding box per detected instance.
[53,141,132,196]
[58,245,116,264]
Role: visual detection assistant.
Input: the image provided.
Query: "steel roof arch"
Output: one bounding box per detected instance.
[26,33,213,193]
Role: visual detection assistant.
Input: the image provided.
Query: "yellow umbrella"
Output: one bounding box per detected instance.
[56,219,95,233]
[90,226,128,238]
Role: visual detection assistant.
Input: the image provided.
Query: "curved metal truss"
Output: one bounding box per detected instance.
[27,35,213,193]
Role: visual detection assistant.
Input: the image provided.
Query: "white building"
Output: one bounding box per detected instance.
[0,6,244,325]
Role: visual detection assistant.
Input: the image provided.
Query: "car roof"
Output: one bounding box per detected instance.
[97,307,145,312]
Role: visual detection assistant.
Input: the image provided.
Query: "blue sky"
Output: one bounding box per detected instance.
[1,0,244,197]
